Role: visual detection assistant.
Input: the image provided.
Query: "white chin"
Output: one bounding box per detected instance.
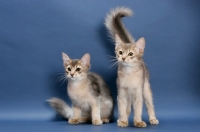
[121,61,127,64]
[121,61,131,66]
[68,76,76,80]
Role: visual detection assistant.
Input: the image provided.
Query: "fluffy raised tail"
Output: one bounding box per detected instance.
[47,97,73,119]
[105,7,135,43]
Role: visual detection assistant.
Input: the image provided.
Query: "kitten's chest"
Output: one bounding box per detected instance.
[118,69,143,88]
[67,82,93,110]
[67,82,89,101]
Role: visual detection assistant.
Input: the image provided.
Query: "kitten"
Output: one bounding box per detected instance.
[105,7,159,127]
[47,53,114,125]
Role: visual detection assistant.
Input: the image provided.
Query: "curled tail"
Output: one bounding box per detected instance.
[47,97,73,119]
[105,7,135,43]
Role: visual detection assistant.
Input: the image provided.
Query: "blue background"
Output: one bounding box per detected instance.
[0,0,200,131]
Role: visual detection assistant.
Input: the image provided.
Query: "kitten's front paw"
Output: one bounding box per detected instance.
[150,119,159,125]
[68,118,80,124]
[102,118,110,123]
[134,121,147,128]
[117,119,128,127]
[92,119,102,125]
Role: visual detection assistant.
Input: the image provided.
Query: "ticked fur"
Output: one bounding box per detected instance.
[48,53,114,125]
[105,7,159,127]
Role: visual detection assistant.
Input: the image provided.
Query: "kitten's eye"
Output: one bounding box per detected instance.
[67,67,71,71]
[128,52,133,56]
[76,68,81,71]
[119,51,123,55]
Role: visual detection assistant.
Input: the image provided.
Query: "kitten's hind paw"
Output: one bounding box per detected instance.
[92,119,102,125]
[102,118,110,123]
[68,118,80,124]
[117,119,128,127]
[150,119,159,125]
[134,121,147,128]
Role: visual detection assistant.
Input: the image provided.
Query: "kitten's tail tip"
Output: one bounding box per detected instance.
[46,97,57,103]
[112,6,133,15]
[46,97,62,108]
[105,6,133,21]
[46,97,73,119]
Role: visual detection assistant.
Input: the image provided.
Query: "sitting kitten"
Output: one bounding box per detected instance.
[105,7,159,127]
[48,53,114,125]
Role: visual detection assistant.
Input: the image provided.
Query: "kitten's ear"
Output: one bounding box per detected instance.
[135,37,145,54]
[62,52,71,66]
[80,53,90,67]
[115,34,123,47]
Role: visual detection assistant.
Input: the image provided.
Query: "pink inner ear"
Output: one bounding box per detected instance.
[62,53,71,65]
[135,38,145,53]
[81,54,90,67]
[136,43,144,49]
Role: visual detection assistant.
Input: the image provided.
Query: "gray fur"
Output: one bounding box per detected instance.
[88,73,101,96]
[88,73,113,98]
[105,7,135,43]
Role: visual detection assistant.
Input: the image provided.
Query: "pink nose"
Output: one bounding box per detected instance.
[122,58,126,61]
[70,74,74,77]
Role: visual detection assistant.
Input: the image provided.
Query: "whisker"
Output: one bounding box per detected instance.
[53,74,68,89]
[109,58,118,62]
[108,61,118,69]
[111,63,118,69]
[60,77,67,86]
[54,75,66,84]
[107,55,116,59]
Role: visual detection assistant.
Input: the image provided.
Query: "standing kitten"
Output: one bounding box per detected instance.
[105,7,159,127]
[48,53,114,125]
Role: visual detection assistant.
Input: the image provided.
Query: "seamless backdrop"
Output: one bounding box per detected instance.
[0,0,200,131]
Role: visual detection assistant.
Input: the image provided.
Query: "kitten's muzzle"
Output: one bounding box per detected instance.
[70,74,74,77]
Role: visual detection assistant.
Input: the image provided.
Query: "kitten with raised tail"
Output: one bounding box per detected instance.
[105,7,159,127]
[47,53,114,125]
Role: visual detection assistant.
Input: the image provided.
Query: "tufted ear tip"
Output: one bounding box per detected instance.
[62,52,68,58]
[115,34,123,47]
[139,37,145,42]
[62,52,71,65]
[85,53,90,57]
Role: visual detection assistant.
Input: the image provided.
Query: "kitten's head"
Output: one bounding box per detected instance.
[62,53,90,80]
[114,34,145,64]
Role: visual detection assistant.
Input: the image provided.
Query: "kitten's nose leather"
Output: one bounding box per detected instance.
[122,58,126,61]
[70,74,74,77]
